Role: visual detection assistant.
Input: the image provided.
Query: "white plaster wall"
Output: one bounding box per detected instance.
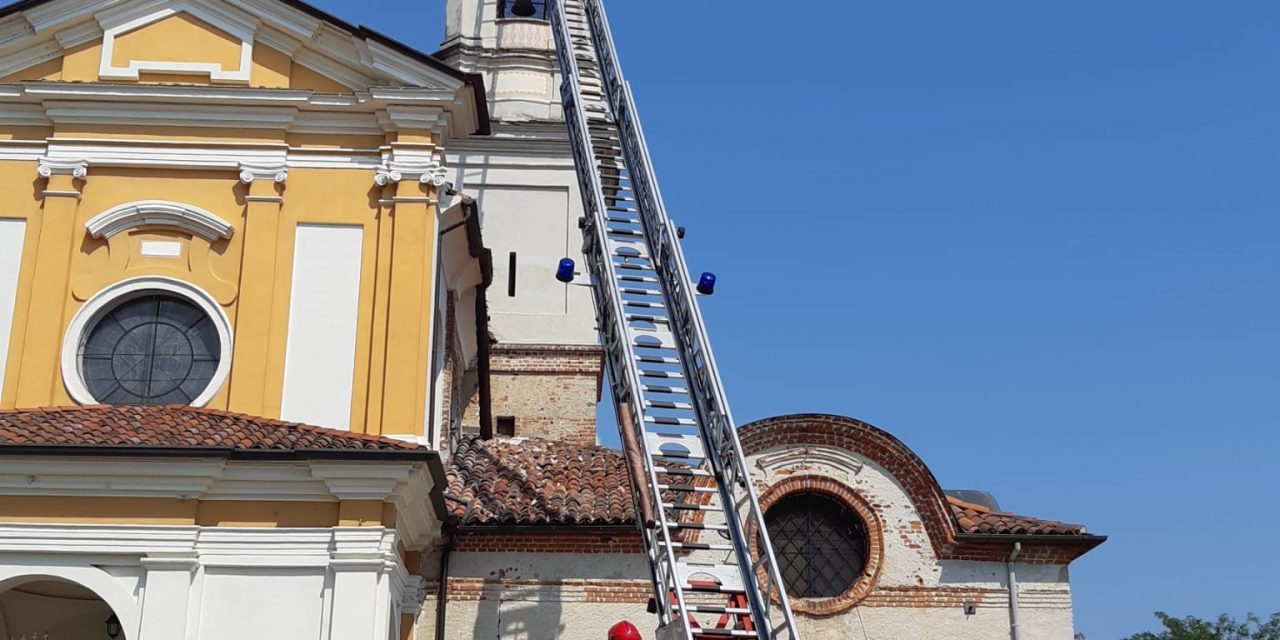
[0,524,418,640]
[0,219,25,394]
[447,140,597,347]
[197,568,327,639]
[280,224,365,431]
[430,552,1075,640]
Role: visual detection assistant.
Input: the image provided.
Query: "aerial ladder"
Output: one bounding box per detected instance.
[545,1,802,638]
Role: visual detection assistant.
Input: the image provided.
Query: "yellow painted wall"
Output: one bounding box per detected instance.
[111,13,243,71]
[0,9,448,440]
[0,159,440,438]
[0,496,395,528]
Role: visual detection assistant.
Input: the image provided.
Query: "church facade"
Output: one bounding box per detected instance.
[0,0,1103,638]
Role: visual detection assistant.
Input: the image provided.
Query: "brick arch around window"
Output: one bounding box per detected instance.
[753,475,885,615]
[739,413,960,559]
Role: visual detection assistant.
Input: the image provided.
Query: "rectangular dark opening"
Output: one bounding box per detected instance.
[497,416,516,437]
[508,251,517,297]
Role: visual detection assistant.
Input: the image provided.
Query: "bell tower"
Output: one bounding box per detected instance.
[438,0,604,446]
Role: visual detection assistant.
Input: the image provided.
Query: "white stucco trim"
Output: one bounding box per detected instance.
[97,1,256,84]
[0,524,423,640]
[60,276,234,407]
[84,200,235,242]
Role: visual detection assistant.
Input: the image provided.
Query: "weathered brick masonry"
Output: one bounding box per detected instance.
[463,344,604,445]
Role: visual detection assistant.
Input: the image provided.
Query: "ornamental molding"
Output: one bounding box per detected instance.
[85,200,234,242]
[238,161,289,184]
[96,0,257,84]
[36,156,88,179]
[374,159,449,187]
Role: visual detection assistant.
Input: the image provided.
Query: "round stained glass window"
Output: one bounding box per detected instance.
[78,294,221,405]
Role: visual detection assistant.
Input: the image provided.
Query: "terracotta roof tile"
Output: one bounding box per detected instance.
[448,436,1087,536]
[447,436,638,526]
[946,495,1086,536]
[0,405,422,453]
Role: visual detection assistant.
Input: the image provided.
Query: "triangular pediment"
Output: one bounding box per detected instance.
[0,0,470,92]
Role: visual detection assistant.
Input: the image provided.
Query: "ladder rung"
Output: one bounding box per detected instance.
[676,604,751,616]
[638,369,683,379]
[644,398,691,409]
[654,466,713,478]
[665,522,730,532]
[692,631,758,639]
[663,502,722,512]
[645,416,697,426]
[620,287,662,296]
[661,541,734,552]
[658,484,718,494]
[619,274,660,284]
[641,384,688,395]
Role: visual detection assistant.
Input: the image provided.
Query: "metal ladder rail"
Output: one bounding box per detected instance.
[570,1,802,638]
[547,2,798,637]
[552,4,749,637]
[548,1,692,633]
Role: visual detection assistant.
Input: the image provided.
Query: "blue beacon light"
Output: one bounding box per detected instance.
[556,258,576,283]
[696,272,717,295]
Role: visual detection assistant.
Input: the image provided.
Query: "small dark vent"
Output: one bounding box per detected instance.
[497,416,516,437]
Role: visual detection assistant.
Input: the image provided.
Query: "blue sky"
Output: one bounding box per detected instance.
[315,2,1280,637]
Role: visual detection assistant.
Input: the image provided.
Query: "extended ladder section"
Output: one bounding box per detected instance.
[548,2,801,639]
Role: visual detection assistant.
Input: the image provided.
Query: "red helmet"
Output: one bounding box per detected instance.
[608,621,642,640]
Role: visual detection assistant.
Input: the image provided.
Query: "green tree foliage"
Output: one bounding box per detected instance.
[1121,612,1280,640]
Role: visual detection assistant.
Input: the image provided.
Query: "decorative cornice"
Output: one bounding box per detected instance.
[238,161,289,184]
[85,200,235,241]
[374,159,449,187]
[36,157,88,179]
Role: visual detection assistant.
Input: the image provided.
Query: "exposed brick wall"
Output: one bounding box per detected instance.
[425,577,653,603]
[422,578,1009,609]
[452,529,644,554]
[464,344,604,445]
[753,475,885,615]
[740,414,958,558]
[740,414,1100,564]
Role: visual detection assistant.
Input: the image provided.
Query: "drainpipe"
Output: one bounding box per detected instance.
[1007,541,1022,640]
[433,542,453,640]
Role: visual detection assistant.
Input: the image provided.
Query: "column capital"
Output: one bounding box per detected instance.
[374,160,448,187]
[238,161,289,184]
[37,157,88,180]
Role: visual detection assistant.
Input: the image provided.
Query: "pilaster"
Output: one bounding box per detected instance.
[136,552,199,640]
[227,162,287,415]
[373,155,447,438]
[14,158,88,407]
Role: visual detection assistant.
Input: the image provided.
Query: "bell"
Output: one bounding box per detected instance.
[511,0,538,18]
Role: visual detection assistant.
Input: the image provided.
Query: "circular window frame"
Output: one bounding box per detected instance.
[754,476,885,616]
[61,276,233,407]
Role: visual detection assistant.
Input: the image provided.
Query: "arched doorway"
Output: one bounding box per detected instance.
[0,578,124,639]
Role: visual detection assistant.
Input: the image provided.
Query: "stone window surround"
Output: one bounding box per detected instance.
[754,475,885,616]
[60,276,234,408]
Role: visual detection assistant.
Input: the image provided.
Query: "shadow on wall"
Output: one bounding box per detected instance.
[471,587,567,639]
[0,579,117,639]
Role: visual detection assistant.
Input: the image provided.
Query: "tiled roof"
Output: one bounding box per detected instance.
[447,436,1087,536]
[0,405,424,454]
[447,436,638,525]
[947,496,1086,536]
